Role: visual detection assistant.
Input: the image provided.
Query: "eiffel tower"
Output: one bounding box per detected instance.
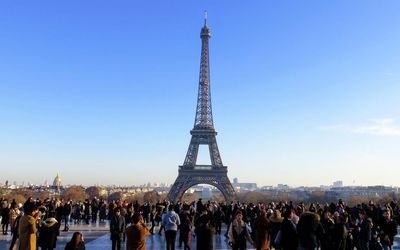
[167,14,236,202]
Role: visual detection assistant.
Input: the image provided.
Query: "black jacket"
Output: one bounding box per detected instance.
[38,218,59,249]
[297,212,324,249]
[280,218,298,250]
[110,215,125,240]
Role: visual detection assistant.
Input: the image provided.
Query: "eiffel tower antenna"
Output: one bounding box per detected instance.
[167,14,236,202]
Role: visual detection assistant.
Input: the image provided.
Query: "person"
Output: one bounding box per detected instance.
[149,205,157,234]
[254,210,270,250]
[279,208,298,250]
[213,206,224,235]
[125,214,151,250]
[110,207,126,250]
[379,209,397,250]
[228,210,254,250]
[297,211,324,250]
[65,232,86,250]
[320,210,335,250]
[332,214,347,250]
[162,204,181,250]
[83,199,91,225]
[9,202,20,235]
[38,214,60,250]
[195,214,214,250]
[63,200,72,232]
[8,213,22,250]
[179,213,192,250]
[369,231,384,250]
[357,210,371,250]
[18,200,40,250]
[269,209,283,250]
[158,207,167,235]
[2,201,10,235]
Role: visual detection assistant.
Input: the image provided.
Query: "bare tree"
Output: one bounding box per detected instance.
[62,186,87,202]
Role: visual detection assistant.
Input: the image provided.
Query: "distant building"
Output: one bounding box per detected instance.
[232,178,258,191]
[201,187,212,199]
[333,181,343,188]
[53,174,62,187]
[50,173,63,193]
[277,184,290,190]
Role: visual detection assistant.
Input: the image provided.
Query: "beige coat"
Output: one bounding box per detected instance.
[18,215,37,250]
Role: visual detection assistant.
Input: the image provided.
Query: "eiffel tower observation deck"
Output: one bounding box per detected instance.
[168,13,236,202]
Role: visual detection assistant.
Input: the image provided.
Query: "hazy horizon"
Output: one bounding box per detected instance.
[1,1,400,187]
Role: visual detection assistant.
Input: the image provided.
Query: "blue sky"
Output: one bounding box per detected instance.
[1,1,399,187]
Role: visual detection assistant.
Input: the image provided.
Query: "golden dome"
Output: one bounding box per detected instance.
[53,173,62,187]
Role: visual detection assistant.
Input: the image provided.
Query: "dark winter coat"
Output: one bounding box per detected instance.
[280,218,298,250]
[1,207,10,224]
[65,241,86,250]
[195,223,214,250]
[297,212,324,249]
[110,215,126,240]
[379,219,397,246]
[332,222,347,250]
[320,218,335,250]
[38,218,59,249]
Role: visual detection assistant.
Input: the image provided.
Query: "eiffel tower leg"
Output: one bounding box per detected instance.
[168,170,236,202]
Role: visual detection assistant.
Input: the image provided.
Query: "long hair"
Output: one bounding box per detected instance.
[69,232,83,247]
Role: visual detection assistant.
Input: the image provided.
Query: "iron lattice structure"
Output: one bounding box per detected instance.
[167,17,236,202]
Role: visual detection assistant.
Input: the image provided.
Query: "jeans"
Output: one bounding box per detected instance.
[64,214,70,230]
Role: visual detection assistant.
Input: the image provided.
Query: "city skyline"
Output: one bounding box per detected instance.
[1,1,400,187]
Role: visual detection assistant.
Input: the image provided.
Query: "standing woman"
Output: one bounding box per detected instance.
[18,201,40,250]
[228,210,254,250]
[2,202,10,235]
[9,202,20,235]
[125,214,151,250]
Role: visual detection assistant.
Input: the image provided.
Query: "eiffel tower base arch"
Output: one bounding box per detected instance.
[167,168,236,202]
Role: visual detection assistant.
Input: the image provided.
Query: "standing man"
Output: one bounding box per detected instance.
[110,207,126,250]
[162,204,181,250]
[63,200,72,231]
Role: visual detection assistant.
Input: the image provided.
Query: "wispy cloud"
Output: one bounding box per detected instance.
[320,118,400,136]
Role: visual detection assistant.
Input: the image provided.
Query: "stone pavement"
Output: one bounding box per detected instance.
[0,221,240,250]
[1,221,400,249]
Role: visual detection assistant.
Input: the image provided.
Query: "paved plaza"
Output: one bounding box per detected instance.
[1,222,400,250]
[0,222,243,250]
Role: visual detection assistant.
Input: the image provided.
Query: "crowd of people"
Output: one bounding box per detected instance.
[0,197,85,250]
[1,196,399,250]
